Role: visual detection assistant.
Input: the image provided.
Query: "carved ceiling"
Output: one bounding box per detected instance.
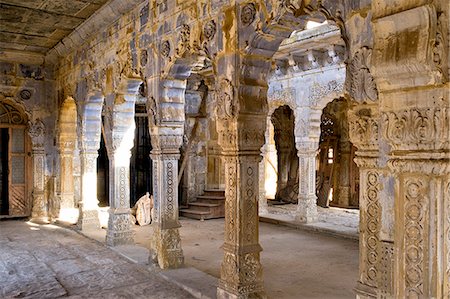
[0,0,109,54]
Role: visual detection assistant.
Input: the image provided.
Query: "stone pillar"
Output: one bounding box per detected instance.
[59,144,75,212]
[77,93,104,230]
[370,2,449,298]
[105,90,138,246]
[295,141,318,223]
[28,119,47,222]
[148,78,185,269]
[106,149,134,246]
[78,149,101,230]
[337,141,352,207]
[149,129,184,268]
[217,115,266,299]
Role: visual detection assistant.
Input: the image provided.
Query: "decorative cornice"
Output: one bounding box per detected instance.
[45,0,146,65]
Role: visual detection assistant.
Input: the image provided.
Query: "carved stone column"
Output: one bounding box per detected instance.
[28,119,47,222]
[59,143,75,213]
[370,2,449,297]
[217,115,266,299]
[148,77,185,269]
[78,149,101,230]
[106,149,134,246]
[149,130,184,269]
[294,141,318,223]
[337,141,352,207]
[105,90,137,246]
[348,103,385,298]
[78,93,104,230]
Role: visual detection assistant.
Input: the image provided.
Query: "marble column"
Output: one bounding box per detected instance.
[294,141,318,223]
[78,149,101,230]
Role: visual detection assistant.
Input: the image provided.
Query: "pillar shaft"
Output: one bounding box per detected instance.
[295,142,318,223]
[106,151,134,246]
[78,150,100,230]
[31,148,47,220]
[150,151,183,268]
[59,148,75,210]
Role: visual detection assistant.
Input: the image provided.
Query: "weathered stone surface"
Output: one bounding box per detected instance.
[0,220,195,298]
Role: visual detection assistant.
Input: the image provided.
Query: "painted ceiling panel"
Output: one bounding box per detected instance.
[0,0,109,55]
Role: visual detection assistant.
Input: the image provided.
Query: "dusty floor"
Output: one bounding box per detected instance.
[135,218,359,299]
[0,220,194,299]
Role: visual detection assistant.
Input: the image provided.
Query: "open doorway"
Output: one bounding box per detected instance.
[0,101,31,217]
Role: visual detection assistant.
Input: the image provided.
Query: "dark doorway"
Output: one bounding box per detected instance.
[130,104,152,207]
[0,128,9,215]
[97,133,109,207]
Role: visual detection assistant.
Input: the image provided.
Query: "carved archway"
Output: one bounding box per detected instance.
[0,99,32,217]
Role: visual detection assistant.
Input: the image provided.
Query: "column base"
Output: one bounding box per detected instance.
[150,226,184,269]
[106,210,134,246]
[355,281,377,299]
[218,246,266,299]
[217,286,266,299]
[295,196,318,223]
[77,209,100,230]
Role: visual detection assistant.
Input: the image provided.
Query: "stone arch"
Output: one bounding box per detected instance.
[0,96,33,218]
[147,52,210,269]
[57,97,78,222]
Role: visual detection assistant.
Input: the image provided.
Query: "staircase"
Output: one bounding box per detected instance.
[180,189,225,220]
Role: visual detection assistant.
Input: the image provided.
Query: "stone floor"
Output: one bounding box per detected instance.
[0,220,195,299]
[133,217,359,299]
[262,205,360,239]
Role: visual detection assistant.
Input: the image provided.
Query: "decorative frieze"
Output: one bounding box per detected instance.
[348,107,379,152]
[382,107,449,151]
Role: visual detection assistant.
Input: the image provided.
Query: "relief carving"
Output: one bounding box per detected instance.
[362,171,381,287]
[215,78,237,120]
[348,47,378,103]
[241,3,256,26]
[161,40,171,58]
[308,80,344,107]
[382,107,449,151]
[348,108,379,151]
[404,178,428,298]
[203,20,216,41]
[28,118,46,148]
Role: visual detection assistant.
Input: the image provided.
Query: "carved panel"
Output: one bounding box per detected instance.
[379,241,394,297]
[382,107,449,151]
[362,171,381,287]
[403,178,428,298]
[348,47,378,103]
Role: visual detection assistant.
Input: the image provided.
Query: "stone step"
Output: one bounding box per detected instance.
[189,202,222,208]
[180,209,219,221]
[203,189,225,197]
[196,195,225,201]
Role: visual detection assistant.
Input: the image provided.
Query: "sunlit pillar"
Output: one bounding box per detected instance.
[295,141,318,223]
[78,149,101,230]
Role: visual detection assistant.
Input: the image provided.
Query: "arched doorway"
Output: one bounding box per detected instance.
[271,105,298,203]
[0,100,31,217]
